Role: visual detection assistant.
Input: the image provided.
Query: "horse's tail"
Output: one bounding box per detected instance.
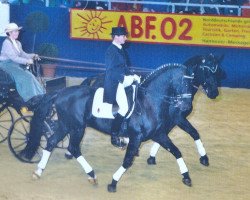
[20,92,58,160]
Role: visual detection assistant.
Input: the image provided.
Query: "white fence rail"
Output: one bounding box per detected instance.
[78,0,250,16]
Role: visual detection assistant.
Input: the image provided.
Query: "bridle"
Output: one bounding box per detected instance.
[193,58,219,95]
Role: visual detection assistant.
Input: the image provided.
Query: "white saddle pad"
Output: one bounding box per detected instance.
[92,88,115,119]
[92,86,136,119]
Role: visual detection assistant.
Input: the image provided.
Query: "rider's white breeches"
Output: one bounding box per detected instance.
[116,82,128,117]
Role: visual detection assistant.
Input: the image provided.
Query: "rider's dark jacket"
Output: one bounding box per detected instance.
[103,43,132,104]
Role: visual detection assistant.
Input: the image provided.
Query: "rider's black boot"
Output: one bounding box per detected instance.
[111,113,127,149]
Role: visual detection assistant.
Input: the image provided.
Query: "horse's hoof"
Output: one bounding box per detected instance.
[32,172,41,180]
[88,176,98,185]
[200,155,209,166]
[182,178,192,187]
[107,184,117,193]
[147,156,156,165]
[64,153,73,160]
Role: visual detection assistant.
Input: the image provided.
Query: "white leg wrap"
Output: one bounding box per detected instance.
[38,150,51,170]
[177,158,188,174]
[77,156,93,174]
[113,166,126,181]
[150,142,161,157]
[195,139,206,157]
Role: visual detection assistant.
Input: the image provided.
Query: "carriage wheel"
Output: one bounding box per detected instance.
[0,107,13,143]
[7,115,51,163]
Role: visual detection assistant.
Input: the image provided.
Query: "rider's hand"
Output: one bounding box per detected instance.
[133,74,141,83]
[33,54,41,61]
[123,75,134,87]
[26,59,33,65]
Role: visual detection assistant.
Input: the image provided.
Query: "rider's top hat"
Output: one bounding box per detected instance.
[5,23,22,33]
[111,27,128,36]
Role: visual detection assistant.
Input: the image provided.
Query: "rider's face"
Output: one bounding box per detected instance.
[8,30,19,40]
[114,35,127,45]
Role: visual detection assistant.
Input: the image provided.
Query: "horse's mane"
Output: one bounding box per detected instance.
[140,63,186,86]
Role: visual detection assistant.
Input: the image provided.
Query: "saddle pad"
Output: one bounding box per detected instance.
[92,86,136,119]
[92,88,115,119]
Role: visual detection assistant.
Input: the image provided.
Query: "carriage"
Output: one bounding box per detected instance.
[0,61,67,163]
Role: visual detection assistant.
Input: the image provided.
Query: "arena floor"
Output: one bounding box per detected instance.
[0,87,249,200]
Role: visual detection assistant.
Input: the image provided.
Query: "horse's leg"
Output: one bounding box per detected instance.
[154,133,192,187]
[107,135,142,192]
[33,122,68,179]
[149,113,209,166]
[177,117,209,166]
[147,121,175,165]
[67,127,97,185]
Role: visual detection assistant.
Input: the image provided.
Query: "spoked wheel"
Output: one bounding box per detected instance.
[8,115,51,163]
[0,107,14,143]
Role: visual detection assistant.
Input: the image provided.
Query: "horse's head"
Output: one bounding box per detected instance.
[188,54,225,99]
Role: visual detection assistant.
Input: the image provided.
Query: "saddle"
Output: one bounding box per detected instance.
[92,84,137,119]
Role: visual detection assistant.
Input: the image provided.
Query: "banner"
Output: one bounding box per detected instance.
[70,9,250,49]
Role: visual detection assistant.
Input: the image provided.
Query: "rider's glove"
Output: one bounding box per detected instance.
[33,54,41,61]
[26,58,33,65]
[123,75,134,87]
[133,74,141,84]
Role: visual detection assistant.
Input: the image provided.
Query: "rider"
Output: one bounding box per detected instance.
[0,23,45,110]
[103,26,140,148]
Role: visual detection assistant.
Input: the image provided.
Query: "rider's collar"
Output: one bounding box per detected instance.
[112,41,122,49]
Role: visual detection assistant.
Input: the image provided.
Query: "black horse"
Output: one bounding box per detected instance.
[80,54,224,167]
[147,54,225,166]
[21,63,195,192]
[21,55,223,192]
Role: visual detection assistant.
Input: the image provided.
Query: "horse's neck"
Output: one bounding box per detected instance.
[190,64,202,90]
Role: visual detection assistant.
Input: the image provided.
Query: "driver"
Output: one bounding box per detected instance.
[0,23,45,110]
[104,26,140,148]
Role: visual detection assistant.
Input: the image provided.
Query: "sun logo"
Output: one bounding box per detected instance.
[74,10,112,39]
